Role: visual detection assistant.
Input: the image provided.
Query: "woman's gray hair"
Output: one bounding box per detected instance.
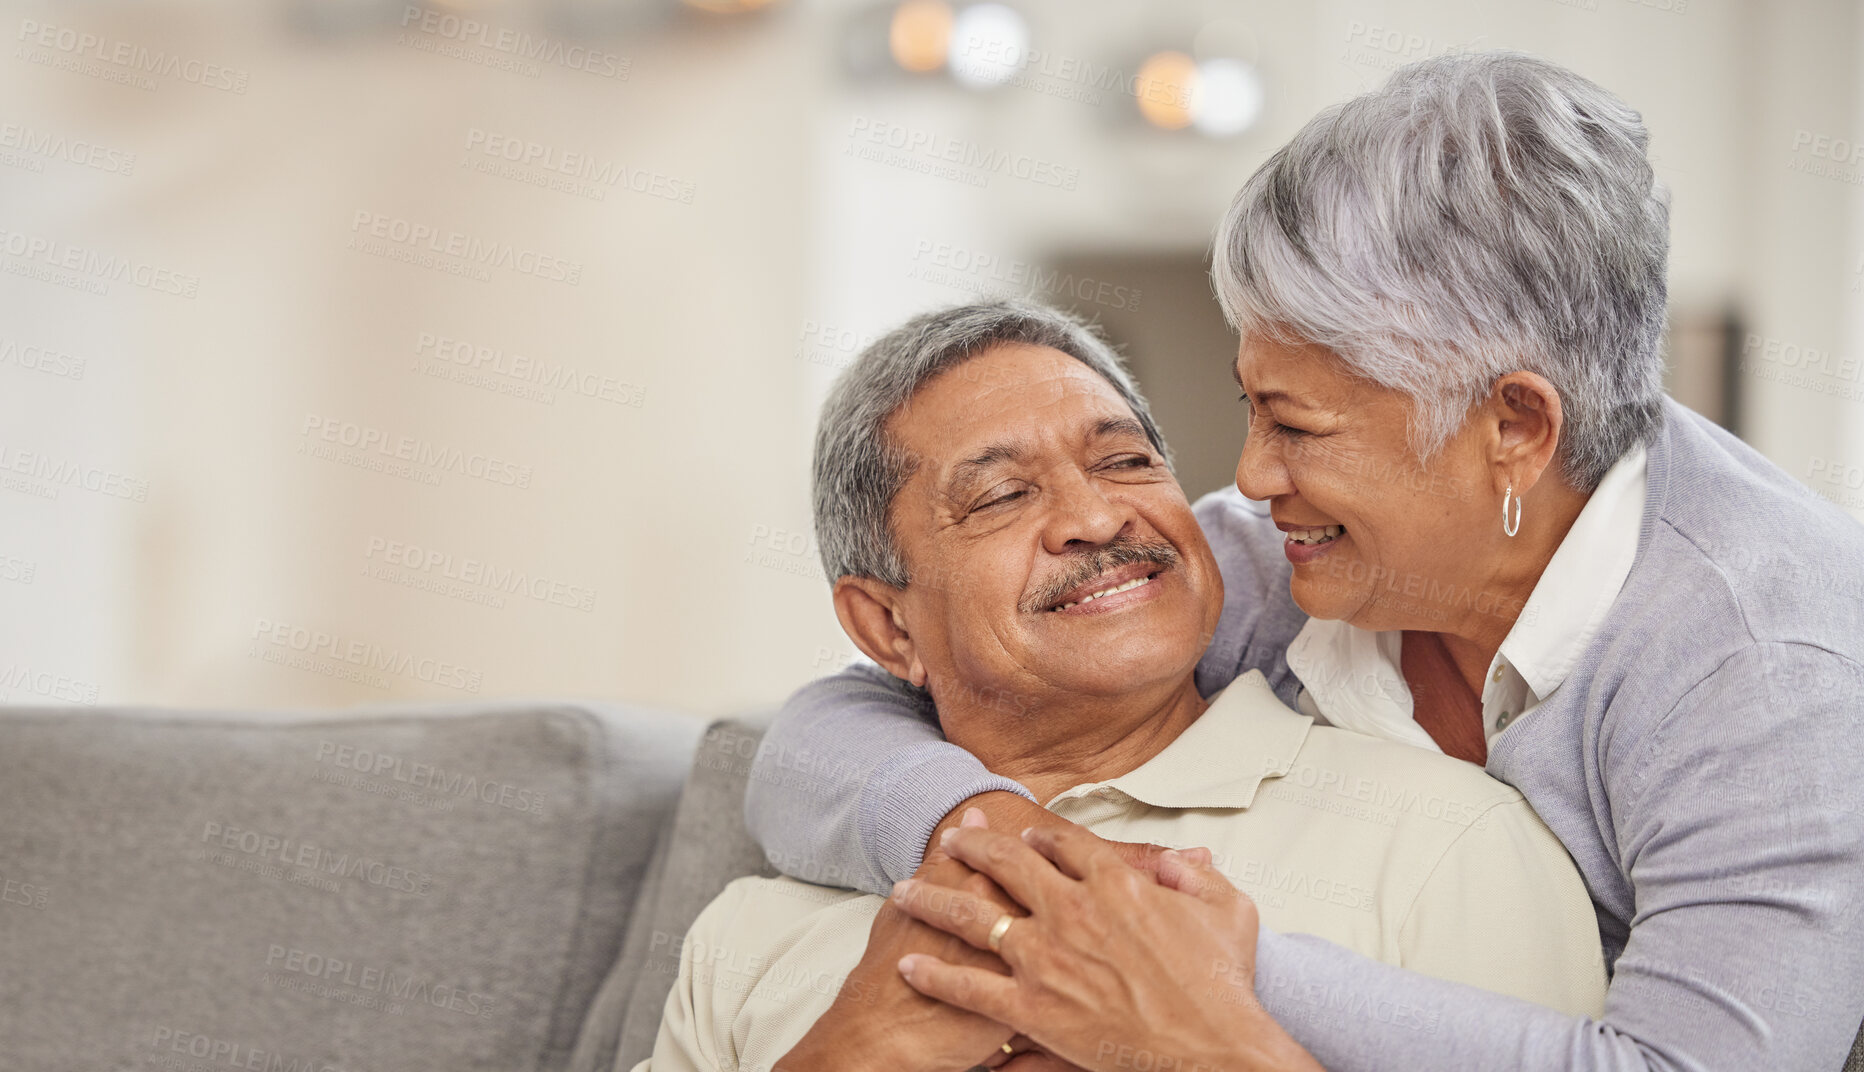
[814,300,1169,586]
[1213,50,1669,490]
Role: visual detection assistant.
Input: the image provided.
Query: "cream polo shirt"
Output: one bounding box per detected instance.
[638,670,1607,1072]
[1287,443,1649,749]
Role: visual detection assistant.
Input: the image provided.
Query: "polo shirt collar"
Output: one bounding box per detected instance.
[1063,670,1313,811]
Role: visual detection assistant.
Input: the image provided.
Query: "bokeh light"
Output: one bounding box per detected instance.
[1135,50,1197,130]
[948,3,1028,89]
[681,0,782,13]
[1190,58,1263,136]
[889,0,953,74]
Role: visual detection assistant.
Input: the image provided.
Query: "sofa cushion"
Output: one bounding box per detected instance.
[0,700,701,1072]
[569,718,777,1071]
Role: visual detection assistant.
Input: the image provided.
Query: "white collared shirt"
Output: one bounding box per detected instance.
[637,671,1606,1072]
[1287,444,1649,751]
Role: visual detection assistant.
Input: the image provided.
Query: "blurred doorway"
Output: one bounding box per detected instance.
[1043,250,1245,500]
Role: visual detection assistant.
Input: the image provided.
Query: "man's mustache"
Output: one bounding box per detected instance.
[1021,535,1181,614]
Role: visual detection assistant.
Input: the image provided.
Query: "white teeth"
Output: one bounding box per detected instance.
[1053,573,1153,611]
[1286,525,1344,546]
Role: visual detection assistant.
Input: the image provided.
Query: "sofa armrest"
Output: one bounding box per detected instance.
[569,717,777,1072]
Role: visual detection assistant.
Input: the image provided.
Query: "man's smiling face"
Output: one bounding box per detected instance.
[878,342,1222,710]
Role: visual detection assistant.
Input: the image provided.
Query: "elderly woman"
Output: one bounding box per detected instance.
[745,51,1864,1071]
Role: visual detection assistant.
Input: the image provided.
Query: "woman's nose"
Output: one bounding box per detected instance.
[1234,435,1291,502]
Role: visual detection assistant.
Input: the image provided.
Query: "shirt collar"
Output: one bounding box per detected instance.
[1058,670,1313,810]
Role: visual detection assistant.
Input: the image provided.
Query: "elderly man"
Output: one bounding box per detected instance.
[637,301,1605,1072]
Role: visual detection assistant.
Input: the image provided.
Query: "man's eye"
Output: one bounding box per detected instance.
[1106,455,1152,469]
[1269,423,1310,439]
[976,489,1024,510]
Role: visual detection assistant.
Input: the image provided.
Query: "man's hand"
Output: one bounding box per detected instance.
[777,811,1023,1072]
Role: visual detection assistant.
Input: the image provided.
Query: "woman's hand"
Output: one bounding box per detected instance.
[889,819,1326,1072]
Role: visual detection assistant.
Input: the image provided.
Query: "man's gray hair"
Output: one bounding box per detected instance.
[1213,50,1669,490]
[814,300,1169,586]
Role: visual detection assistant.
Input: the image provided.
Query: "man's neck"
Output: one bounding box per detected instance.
[938,676,1209,804]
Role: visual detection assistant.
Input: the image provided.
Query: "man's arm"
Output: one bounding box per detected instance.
[746,486,1297,893]
[1254,642,1864,1071]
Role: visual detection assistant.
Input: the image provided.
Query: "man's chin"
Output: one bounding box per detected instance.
[1030,630,1205,690]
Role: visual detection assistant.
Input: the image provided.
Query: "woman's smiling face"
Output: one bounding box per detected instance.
[1232,336,1507,633]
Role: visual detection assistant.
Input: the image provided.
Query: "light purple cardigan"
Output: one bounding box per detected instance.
[744,398,1864,1071]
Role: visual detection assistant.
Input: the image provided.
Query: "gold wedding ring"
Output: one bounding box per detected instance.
[987,913,1016,953]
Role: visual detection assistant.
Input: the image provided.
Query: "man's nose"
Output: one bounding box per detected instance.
[1040,468,1131,554]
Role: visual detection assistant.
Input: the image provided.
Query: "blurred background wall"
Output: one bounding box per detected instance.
[2,0,1859,717]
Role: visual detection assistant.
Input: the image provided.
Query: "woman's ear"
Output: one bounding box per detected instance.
[1488,371,1565,494]
[831,576,927,687]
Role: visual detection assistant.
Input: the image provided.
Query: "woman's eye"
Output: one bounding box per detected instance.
[1269,423,1310,439]
[1107,455,1152,469]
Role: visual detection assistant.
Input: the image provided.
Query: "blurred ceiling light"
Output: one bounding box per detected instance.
[947,3,1027,89]
[1134,50,1196,130]
[1190,58,1263,136]
[889,1,953,73]
[681,0,781,12]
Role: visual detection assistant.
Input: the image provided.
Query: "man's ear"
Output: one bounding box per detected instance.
[1486,371,1565,496]
[831,575,927,688]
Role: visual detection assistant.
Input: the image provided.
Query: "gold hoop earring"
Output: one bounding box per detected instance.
[1502,484,1522,538]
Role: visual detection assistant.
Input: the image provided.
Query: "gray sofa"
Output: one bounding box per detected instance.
[3,701,1859,1072]
[0,701,772,1072]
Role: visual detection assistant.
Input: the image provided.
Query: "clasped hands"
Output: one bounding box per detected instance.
[780,796,1321,1072]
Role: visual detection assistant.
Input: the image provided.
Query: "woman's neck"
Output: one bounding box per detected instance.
[1433,479,1593,692]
